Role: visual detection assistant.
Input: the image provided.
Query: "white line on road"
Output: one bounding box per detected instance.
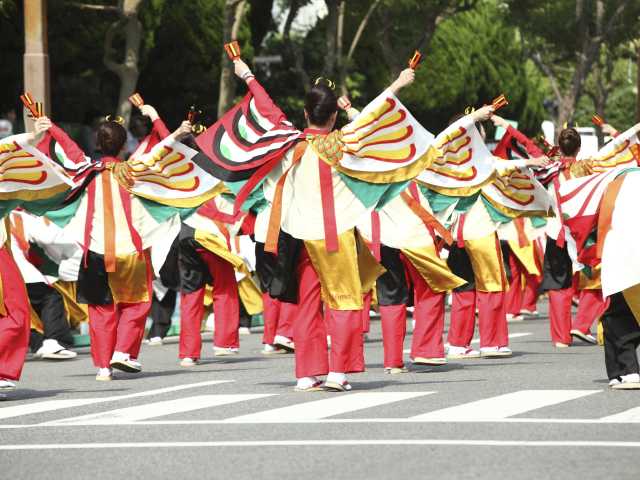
[2,439,640,450]
[411,390,599,421]
[600,407,640,422]
[225,392,433,422]
[0,380,232,421]
[49,394,274,425]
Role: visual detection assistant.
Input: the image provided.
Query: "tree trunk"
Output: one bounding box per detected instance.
[336,1,345,92]
[637,40,640,122]
[323,0,339,77]
[103,0,143,127]
[217,0,247,118]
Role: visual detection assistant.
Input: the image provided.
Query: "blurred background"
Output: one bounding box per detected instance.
[0,0,639,154]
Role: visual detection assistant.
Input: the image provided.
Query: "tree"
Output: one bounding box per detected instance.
[507,0,639,134]
[217,0,248,117]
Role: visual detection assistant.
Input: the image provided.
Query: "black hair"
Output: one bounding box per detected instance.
[97,121,127,157]
[558,128,581,157]
[304,83,337,126]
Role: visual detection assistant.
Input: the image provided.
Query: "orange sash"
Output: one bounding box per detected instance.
[265,141,307,254]
[101,171,117,272]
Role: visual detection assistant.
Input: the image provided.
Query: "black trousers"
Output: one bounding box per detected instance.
[239,301,252,329]
[147,290,177,339]
[602,293,640,380]
[27,282,74,352]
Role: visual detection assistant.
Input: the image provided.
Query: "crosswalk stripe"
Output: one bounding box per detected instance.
[2,439,640,450]
[403,333,532,354]
[225,392,433,422]
[0,380,232,421]
[49,394,274,425]
[600,407,640,422]
[411,390,599,421]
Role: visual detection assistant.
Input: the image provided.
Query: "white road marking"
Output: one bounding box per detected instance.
[403,333,532,354]
[0,380,232,421]
[600,407,640,422]
[49,394,274,425]
[411,390,599,421]
[225,392,433,422]
[2,439,640,450]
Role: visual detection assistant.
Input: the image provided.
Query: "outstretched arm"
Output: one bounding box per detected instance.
[491,115,544,157]
[33,117,88,165]
[233,58,288,125]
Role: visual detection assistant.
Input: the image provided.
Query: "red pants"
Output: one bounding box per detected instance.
[88,253,152,368]
[380,305,406,368]
[447,290,508,348]
[180,249,239,359]
[262,294,295,344]
[361,292,372,334]
[504,251,540,314]
[572,289,609,335]
[294,248,364,378]
[0,247,30,380]
[403,256,446,359]
[548,287,574,344]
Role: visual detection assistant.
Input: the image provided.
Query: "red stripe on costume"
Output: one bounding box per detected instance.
[318,159,339,253]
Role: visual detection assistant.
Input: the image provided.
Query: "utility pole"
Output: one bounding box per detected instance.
[23,0,50,131]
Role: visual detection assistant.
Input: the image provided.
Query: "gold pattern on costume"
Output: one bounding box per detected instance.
[588,139,637,172]
[427,127,477,180]
[0,143,47,185]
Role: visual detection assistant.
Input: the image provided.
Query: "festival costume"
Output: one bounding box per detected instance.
[0,132,76,381]
[195,78,436,382]
[357,183,465,368]
[557,123,640,381]
[38,121,187,370]
[414,114,551,352]
[9,210,81,354]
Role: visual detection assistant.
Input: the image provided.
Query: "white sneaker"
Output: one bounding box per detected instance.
[262,344,287,355]
[447,345,481,359]
[147,337,163,346]
[0,379,16,391]
[180,357,198,367]
[611,373,640,390]
[239,327,251,335]
[35,339,77,360]
[274,335,295,352]
[480,346,513,358]
[96,368,113,381]
[570,330,597,345]
[213,346,239,356]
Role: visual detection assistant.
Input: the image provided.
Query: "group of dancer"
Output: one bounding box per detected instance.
[1,48,639,394]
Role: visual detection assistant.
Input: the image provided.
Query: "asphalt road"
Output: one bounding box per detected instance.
[2,300,639,480]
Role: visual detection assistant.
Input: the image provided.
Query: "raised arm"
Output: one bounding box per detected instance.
[139,104,171,140]
[233,58,288,125]
[33,116,88,165]
[491,115,545,157]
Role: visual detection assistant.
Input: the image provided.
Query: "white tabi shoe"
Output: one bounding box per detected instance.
[274,335,295,352]
[519,309,539,317]
[146,337,163,346]
[180,357,198,367]
[570,329,597,345]
[294,377,324,392]
[262,344,287,355]
[36,339,77,360]
[384,366,409,374]
[506,313,524,323]
[447,345,481,359]
[110,352,142,373]
[213,346,239,356]
[324,372,353,392]
[96,368,113,382]
[0,379,17,391]
[239,327,252,335]
[480,346,513,358]
[412,357,447,366]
